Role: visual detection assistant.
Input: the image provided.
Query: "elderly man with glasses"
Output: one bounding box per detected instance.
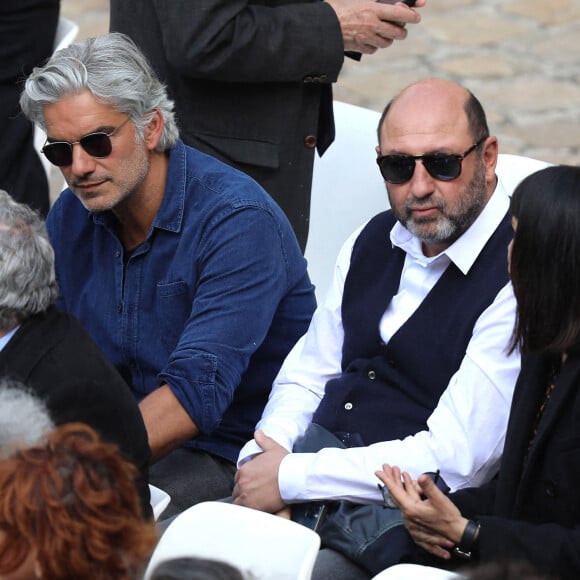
[19,32,316,517]
[233,78,521,579]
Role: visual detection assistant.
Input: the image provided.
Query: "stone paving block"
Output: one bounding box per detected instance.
[424,11,534,47]
[504,0,580,26]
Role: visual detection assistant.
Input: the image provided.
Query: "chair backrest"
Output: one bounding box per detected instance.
[306,101,551,303]
[33,17,79,190]
[143,501,321,580]
[149,484,171,521]
[53,16,79,53]
[371,563,465,579]
[306,101,386,303]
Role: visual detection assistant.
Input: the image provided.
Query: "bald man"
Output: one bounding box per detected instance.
[233,79,521,578]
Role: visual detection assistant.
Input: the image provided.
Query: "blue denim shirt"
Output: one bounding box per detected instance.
[46,140,316,462]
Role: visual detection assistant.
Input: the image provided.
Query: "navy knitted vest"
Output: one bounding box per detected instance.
[312,209,513,446]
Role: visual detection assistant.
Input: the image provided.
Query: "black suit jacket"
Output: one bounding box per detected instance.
[110,0,345,250]
[0,0,59,216]
[451,350,580,579]
[0,307,152,517]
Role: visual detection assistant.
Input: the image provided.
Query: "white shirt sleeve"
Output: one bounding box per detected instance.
[237,228,361,465]
[277,282,520,503]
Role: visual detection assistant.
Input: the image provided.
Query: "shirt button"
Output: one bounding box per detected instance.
[368,370,376,380]
[115,250,121,258]
[545,480,556,497]
[344,402,353,411]
[117,303,123,313]
[304,135,317,149]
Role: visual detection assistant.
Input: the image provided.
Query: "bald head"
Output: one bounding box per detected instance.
[378,79,489,148]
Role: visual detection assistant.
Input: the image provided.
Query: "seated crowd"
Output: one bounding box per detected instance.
[0,28,578,580]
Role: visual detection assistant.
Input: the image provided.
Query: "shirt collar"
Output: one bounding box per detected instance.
[92,140,187,235]
[0,326,20,352]
[390,179,510,275]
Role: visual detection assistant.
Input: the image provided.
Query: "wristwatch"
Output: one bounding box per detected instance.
[452,519,480,560]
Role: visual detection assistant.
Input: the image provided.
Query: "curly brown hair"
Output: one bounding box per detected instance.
[0,423,157,579]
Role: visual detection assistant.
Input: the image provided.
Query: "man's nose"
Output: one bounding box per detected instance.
[408,160,436,199]
[69,143,97,177]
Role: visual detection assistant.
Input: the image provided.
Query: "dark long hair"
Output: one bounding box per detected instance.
[509,165,580,353]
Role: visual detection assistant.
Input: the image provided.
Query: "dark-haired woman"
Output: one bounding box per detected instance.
[377,165,580,580]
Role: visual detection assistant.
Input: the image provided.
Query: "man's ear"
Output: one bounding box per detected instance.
[481,135,499,179]
[144,108,164,151]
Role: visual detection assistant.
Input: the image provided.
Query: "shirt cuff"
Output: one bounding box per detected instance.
[278,452,318,503]
[237,439,263,467]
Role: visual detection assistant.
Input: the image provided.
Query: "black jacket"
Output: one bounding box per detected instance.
[0,307,152,517]
[110,0,345,250]
[451,349,580,579]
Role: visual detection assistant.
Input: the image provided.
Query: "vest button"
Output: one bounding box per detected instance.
[344,402,353,411]
[368,370,376,380]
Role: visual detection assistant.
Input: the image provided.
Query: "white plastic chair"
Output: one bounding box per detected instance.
[143,501,321,580]
[307,101,386,303]
[495,153,551,195]
[306,101,551,303]
[372,563,466,579]
[149,484,171,521]
[33,17,79,190]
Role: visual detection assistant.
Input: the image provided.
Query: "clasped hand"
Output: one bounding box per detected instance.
[376,464,468,560]
[233,430,289,514]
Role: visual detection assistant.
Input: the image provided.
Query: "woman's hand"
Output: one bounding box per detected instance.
[376,464,469,560]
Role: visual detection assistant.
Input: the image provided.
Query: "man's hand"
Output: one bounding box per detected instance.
[326,0,425,54]
[232,430,288,513]
[376,464,467,560]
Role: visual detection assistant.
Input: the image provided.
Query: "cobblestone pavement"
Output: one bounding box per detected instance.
[62,0,580,165]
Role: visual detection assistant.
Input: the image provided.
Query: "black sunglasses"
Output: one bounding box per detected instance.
[376,135,488,184]
[41,117,131,167]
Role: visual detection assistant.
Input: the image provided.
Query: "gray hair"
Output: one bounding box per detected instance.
[0,380,54,456]
[20,32,179,152]
[0,190,58,330]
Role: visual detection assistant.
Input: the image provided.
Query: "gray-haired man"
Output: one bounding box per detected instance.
[20,32,316,515]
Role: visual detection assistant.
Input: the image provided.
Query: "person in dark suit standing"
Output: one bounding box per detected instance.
[378,165,580,580]
[0,0,60,216]
[0,189,152,517]
[109,0,426,251]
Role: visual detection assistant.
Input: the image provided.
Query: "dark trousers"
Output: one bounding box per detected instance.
[149,447,236,520]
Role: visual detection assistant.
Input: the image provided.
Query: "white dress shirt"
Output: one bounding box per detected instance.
[239,179,520,504]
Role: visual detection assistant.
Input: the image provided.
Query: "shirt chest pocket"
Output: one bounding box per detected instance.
[157,281,191,351]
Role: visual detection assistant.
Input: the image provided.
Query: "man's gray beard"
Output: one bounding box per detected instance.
[401,157,488,246]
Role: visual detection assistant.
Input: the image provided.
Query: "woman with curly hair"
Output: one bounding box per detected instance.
[0,423,158,579]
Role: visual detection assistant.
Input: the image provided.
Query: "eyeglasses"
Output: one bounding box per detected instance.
[376,136,488,184]
[41,117,131,167]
